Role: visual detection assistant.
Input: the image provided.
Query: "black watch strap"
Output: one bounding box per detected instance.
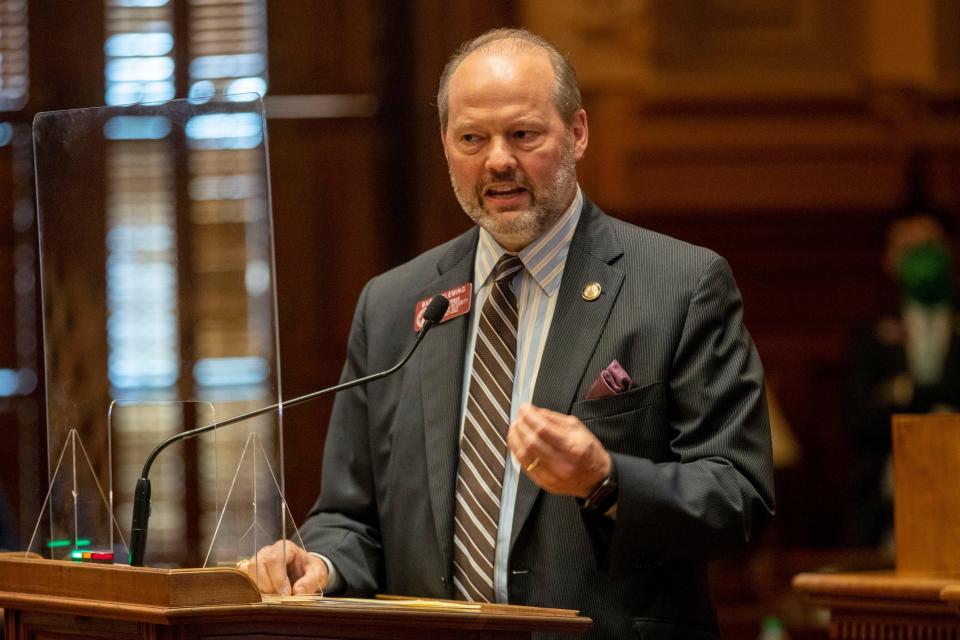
[576,458,618,514]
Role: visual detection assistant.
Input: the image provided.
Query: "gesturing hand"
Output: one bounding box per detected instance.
[507,403,611,498]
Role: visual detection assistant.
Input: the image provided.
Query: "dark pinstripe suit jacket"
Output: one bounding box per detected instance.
[300,197,775,639]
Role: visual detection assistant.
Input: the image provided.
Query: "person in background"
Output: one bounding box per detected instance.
[847,191,960,549]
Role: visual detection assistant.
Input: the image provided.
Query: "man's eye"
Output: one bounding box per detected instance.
[461,134,480,143]
[514,130,537,140]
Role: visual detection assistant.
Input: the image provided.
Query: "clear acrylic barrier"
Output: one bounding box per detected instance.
[32,95,290,567]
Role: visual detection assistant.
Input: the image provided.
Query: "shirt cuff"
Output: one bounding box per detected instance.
[309,552,344,593]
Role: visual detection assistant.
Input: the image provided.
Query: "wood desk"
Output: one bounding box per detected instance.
[940,584,960,618]
[793,571,960,639]
[0,556,590,639]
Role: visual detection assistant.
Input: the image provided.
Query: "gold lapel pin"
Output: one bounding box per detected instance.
[582,282,602,301]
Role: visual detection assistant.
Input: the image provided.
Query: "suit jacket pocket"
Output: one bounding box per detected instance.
[572,379,665,421]
[572,381,671,462]
[632,618,718,640]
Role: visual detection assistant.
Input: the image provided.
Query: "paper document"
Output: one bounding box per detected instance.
[261,594,482,611]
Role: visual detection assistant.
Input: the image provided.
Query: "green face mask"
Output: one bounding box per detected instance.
[898,242,954,306]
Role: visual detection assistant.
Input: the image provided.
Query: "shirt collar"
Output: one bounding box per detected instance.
[475,187,582,296]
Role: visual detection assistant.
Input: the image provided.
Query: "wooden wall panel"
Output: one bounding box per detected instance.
[581,95,906,214]
[27,1,105,111]
[269,117,384,519]
[266,1,375,94]
[266,1,386,521]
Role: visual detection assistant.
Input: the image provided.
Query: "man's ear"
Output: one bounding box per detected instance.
[572,109,588,161]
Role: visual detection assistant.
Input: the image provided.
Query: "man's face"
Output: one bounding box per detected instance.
[441,47,588,252]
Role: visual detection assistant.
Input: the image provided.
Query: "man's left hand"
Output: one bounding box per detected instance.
[507,403,611,497]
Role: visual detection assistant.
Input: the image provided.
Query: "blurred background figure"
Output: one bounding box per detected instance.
[846,152,960,551]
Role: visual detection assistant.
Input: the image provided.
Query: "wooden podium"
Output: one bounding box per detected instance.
[793,414,960,639]
[0,555,590,639]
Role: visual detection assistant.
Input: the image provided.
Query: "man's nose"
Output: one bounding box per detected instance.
[485,137,517,173]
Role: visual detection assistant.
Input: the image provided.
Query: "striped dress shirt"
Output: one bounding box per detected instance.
[460,187,583,603]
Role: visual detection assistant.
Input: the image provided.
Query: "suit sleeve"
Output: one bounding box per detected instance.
[297,280,383,596]
[604,255,775,574]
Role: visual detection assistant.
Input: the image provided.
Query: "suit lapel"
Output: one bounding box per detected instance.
[511,201,625,550]
[419,229,478,581]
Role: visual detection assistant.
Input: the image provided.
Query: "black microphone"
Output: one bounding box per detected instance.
[128,294,450,567]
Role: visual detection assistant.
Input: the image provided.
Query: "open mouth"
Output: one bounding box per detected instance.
[484,185,527,199]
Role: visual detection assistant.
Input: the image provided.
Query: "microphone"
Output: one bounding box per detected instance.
[128,294,450,567]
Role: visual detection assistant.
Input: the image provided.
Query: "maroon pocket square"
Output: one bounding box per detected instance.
[586,360,633,400]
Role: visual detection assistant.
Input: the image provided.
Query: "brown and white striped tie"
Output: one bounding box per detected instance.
[453,253,523,602]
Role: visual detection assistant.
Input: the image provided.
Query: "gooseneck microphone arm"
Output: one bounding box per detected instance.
[128,294,450,567]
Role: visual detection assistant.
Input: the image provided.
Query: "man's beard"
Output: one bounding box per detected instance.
[449,143,577,246]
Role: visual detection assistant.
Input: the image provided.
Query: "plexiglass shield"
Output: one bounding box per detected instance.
[30,95,300,571]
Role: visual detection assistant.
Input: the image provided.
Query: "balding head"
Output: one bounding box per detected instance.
[437,28,582,132]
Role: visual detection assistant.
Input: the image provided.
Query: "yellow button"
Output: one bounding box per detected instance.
[582,282,602,301]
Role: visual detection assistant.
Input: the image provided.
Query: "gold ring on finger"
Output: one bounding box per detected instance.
[525,457,540,473]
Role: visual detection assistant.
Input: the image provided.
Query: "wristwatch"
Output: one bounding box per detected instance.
[577,458,618,515]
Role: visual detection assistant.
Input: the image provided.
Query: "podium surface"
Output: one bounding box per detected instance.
[0,556,590,639]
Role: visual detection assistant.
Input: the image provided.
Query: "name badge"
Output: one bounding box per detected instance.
[414,283,472,331]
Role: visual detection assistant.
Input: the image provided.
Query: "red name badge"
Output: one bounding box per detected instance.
[414,283,472,331]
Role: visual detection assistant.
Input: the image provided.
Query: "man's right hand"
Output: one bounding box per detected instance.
[238,539,329,595]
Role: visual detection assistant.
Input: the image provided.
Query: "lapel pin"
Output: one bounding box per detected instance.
[582,282,602,301]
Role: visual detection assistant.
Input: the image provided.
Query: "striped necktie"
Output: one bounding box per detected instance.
[453,253,523,602]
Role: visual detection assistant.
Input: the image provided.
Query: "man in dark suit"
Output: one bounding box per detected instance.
[246,28,774,639]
